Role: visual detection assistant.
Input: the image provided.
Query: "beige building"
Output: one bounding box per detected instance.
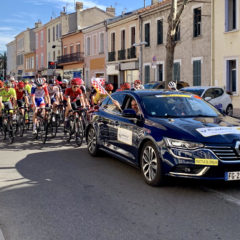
[107,11,140,88]
[6,40,16,77]
[213,0,239,110]
[139,0,212,86]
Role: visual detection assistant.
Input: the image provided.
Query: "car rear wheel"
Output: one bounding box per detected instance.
[87,126,99,156]
[140,141,164,186]
[226,105,233,116]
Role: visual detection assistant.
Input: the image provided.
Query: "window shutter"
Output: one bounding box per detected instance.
[157,20,163,44]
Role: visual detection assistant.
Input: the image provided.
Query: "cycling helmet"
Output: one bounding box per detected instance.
[134,80,141,85]
[10,76,15,81]
[0,80,3,88]
[62,79,69,84]
[35,78,44,86]
[71,78,82,86]
[168,81,177,90]
[17,82,25,89]
[4,80,11,87]
[105,83,114,91]
[122,82,131,90]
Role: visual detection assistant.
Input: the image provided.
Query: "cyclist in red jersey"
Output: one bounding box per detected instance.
[15,82,29,116]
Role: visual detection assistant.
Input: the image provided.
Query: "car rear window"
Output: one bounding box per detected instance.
[180,88,204,96]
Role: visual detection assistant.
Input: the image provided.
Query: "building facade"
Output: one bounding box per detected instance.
[6,40,16,77]
[213,0,240,110]
[107,12,140,88]
[139,0,212,86]
[82,21,107,87]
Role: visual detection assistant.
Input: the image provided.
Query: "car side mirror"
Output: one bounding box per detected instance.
[204,96,212,102]
[122,109,137,118]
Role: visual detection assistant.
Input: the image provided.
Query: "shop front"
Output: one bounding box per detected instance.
[120,61,139,85]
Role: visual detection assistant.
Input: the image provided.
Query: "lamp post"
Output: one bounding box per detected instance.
[133,41,147,82]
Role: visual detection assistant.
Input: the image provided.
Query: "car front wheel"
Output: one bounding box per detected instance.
[87,126,99,156]
[140,141,164,186]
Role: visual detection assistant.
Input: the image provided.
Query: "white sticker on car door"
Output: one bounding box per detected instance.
[117,128,133,145]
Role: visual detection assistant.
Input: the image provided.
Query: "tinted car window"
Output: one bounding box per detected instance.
[141,94,219,117]
[180,88,205,96]
[203,88,215,99]
[213,88,224,98]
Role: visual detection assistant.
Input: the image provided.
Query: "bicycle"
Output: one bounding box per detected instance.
[34,107,48,144]
[15,105,29,137]
[1,108,15,144]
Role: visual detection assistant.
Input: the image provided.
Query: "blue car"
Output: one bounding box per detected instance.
[86,90,240,186]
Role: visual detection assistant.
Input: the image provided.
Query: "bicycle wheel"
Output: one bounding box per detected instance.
[19,114,25,137]
[7,121,14,144]
[51,113,58,137]
[40,119,48,144]
[67,117,74,143]
[75,118,84,147]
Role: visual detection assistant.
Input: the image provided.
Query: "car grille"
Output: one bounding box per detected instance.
[207,146,240,161]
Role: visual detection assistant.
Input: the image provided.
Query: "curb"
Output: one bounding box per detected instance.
[0,229,5,240]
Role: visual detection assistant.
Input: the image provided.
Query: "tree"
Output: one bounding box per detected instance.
[165,0,189,88]
[0,52,7,80]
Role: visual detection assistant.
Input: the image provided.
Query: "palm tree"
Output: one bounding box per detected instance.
[0,52,7,80]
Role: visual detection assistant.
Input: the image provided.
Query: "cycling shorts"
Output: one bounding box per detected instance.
[35,98,45,107]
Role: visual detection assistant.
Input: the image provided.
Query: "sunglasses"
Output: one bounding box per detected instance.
[73,85,80,88]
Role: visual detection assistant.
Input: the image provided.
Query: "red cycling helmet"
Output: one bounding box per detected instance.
[122,82,131,90]
[134,80,141,85]
[71,78,82,86]
[105,83,114,91]
[17,82,25,89]
[0,80,3,88]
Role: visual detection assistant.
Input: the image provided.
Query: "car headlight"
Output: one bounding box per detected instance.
[164,138,204,150]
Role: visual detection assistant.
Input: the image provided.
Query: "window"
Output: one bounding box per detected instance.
[87,37,91,56]
[40,31,44,47]
[36,54,38,69]
[48,29,50,43]
[157,64,163,81]
[31,56,34,69]
[53,26,55,42]
[226,59,237,93]
[99,33,104,53]
[104,94,125,114]
[70,45,74,54]
[41,53,43,67]
[36,33,38,49]
[174,23,180,41]
[121,30,125,50]
[53,51,55,61]
[111,32,115,52]
[193,7,201,37]
[93,35,97,55]
[131,27,135,46]
[145,23,150,47]
[157,19,163,44]
[56,24,59,39]
[144,65,150,83]
[48,52,51,61]
[76,43,80,53]
[64,47,67,55]
[193,60,201,86]
[225,0,237,32]
[59,24,62,37]
[173,62,180,82]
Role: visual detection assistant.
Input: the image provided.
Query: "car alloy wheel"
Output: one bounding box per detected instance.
[140,141,164,186]
[87,127,99,156]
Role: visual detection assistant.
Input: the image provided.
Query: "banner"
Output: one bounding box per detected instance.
[91,78,106,94]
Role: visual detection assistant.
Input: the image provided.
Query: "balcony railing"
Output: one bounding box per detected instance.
[127,47,136,59]
[108,51,115,62]
[118,49,126,60]
[57,52,84,64]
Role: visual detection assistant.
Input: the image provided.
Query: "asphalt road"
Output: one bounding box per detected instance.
[0,131,240,240]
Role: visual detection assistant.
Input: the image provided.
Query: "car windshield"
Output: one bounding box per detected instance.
[144,83,159,89]
[141,94,220,118]
[180,88,205,96]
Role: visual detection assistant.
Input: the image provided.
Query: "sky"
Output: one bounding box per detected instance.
[0,0,152,53]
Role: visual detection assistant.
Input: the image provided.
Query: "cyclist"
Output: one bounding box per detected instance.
[64,78,86,126]
[15,82,29,116]
[23,79,32,95]
[79,79,90,108]
[167,81,178,91]
[31,78,50,134]
[0,80,3,90]
[47,79,60,115]
[132,80,144,90]
[61,79,69,94]
[0,80,17,123]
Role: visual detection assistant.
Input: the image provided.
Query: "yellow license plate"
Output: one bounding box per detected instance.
[195,158,219,166]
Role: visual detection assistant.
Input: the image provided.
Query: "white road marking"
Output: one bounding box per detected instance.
[204,187,240,207]
[0,229,5,240]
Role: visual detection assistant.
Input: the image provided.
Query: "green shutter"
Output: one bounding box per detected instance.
[145,65,150,83]
[173,62,180,82]
[157,20,163,44]
[193,60,201,86]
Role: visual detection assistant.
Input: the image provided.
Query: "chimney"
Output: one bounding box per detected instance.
[76,2,83,11]
[151,0,159,5]
[35,20,42,28]
[106,6,115,16]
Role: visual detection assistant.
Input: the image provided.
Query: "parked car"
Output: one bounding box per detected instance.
[144,81,189,90]
[180,86,233,116]
[86,90,240,186]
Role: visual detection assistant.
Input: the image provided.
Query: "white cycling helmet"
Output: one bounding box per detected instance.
[35,78,44,86]
[168,81,177,90]
[62,79,69,84]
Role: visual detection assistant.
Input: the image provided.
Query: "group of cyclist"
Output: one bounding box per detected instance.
[0,76,177,137]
